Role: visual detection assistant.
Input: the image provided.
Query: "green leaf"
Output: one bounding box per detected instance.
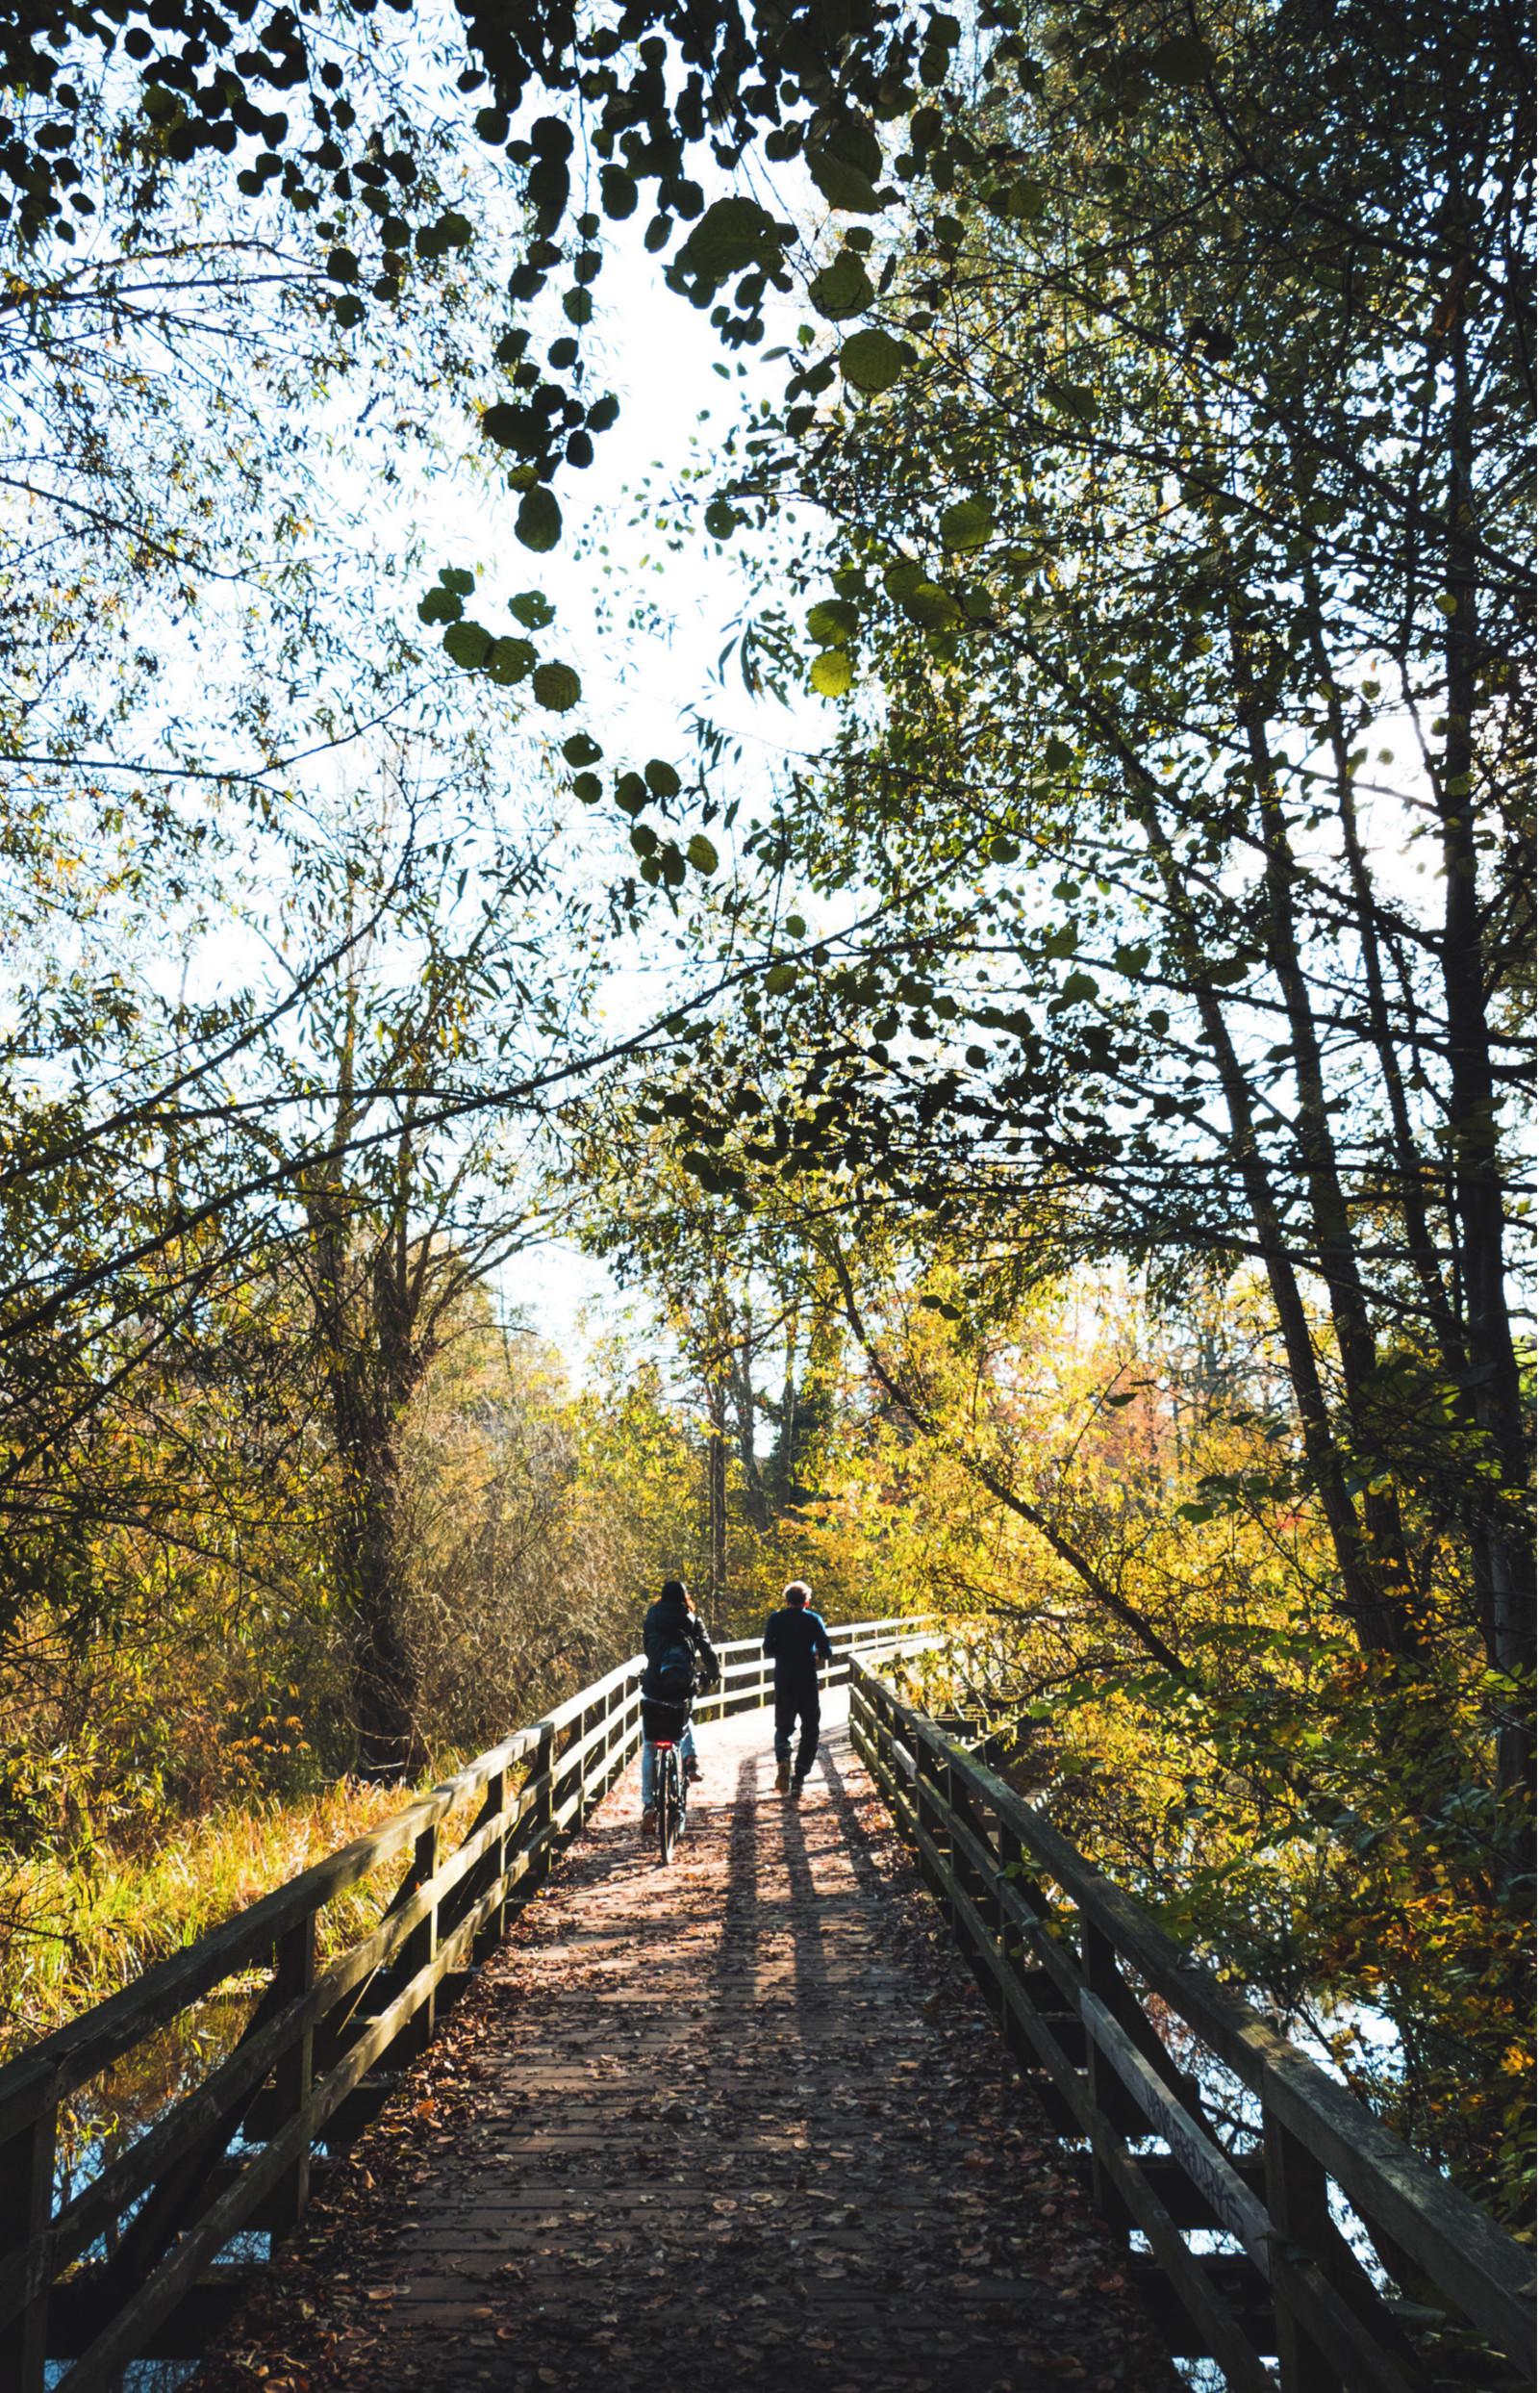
[841,328,909,393]
[417,210,473,258]
[809,253,874,319]
[599,165,637,219]
[999,177,1046,222]
[532,660,581,710]
[443,621,493,670]
[326,247,359,283]
[1061,970,1098,1003]
[509,590,555,629]
[988,834,1020,863]
[562,732,602,766]
[516,486,563,552]
[1150,34,1214,82]
[807,598,859,644]
[482,401,542,455]
[765,963,797,995]
[940,496,994,552]
[807,117,886,213]
[811,649,853,697]
[1045,380,1098,423]
[676,196,784,287]
[894,578,960,630]
[485,636,536,685]
[645,759,682,798]
[686,833,720,874]
[417,587,463,626]
[441,567,476,597]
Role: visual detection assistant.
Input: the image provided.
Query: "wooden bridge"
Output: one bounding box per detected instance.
[0,1619,1533,2393]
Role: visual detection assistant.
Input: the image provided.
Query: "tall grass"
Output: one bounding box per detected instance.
[0,1778,421,2065]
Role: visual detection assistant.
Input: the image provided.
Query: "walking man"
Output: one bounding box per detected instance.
[763,1579,834,1799]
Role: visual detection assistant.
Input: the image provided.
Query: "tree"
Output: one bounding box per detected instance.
[652,0,1532,1779]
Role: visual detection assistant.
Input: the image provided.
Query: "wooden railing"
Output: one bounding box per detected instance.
[0,1614,938,2393]
[695,1612,942,1721]
[849,1661,1536,2393]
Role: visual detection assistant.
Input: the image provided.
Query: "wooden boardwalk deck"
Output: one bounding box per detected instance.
[191,1694,1176,2393]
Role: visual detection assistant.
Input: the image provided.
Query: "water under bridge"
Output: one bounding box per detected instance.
[1,1619,1532,2393]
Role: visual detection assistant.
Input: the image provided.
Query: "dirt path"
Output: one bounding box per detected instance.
[193,1693,1176,2393]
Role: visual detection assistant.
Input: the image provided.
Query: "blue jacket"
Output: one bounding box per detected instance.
[763,1604,834,1688]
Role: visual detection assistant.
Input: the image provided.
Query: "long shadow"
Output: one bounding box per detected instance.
[778,1765,832,2025]
[814,1729,889,1897]
[710,1753,763,2019]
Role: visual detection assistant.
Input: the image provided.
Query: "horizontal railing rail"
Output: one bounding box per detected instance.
[694,1614,943,1721]
[0,1615,938,2392]
[848,1660,1536,2393]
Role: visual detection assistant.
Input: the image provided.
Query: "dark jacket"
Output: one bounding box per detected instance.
[763,1604,834,1688]
[642,1595,719,1699]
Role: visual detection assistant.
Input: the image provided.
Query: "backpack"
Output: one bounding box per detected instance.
[651,1634,696,1706]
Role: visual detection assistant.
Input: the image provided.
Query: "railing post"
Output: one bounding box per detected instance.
[532,1720,555,1886]
[936,1743,961,1933]
[607,1683,622,1784]
[475,1768,508,1961]
[1082,1916,1136,2232]
[1264,2104,1343,2393]
[575,1699,595,1825]
[996,1815,1026,2035]
[914,1739,948,1912]
[617,1670,634,1780]
[401,1820,440,2058]
[0,2070,57,2393]
[878,1687,899,1816]
[268,1912,316,2235]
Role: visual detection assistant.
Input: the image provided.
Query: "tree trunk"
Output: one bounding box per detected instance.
[1229,626,1422,1651]
[1441,277,1533,1793]
[706,1373,728,1623]
[733,1316,771,1531]
[330,1352,429,1780]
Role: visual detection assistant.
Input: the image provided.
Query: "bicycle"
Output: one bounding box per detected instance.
[652,1730,688,1864]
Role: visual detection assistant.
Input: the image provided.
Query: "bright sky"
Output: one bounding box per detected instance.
[445,205,831,1370]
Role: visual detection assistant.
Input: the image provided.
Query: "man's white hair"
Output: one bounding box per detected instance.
[783,1580,812,1605]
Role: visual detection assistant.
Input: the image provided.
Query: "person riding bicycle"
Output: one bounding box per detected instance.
[640,1578,719,1836]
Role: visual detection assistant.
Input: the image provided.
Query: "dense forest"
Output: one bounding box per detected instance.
[0,0,1531,2246]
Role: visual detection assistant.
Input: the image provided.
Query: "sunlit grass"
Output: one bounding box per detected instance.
[0,1777,429,2064]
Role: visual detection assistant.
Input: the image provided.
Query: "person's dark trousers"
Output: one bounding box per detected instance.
[773,1680,820,1780]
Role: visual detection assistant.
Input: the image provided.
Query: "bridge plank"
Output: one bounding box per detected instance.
[186,1696,1178,2393]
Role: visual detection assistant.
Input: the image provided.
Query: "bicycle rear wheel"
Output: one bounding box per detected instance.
[658,1751,680,1863]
